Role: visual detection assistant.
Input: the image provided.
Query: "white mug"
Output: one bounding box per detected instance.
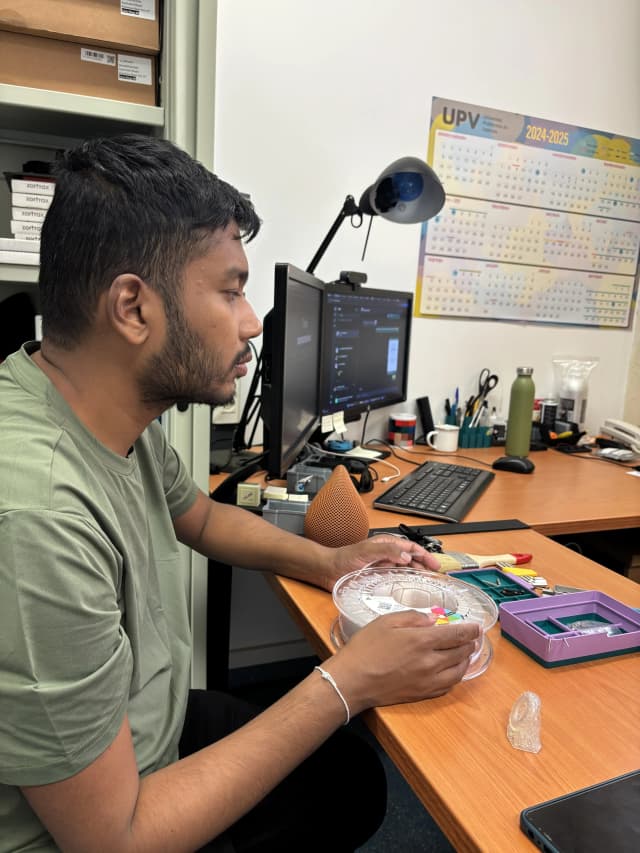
[426,424,460,452]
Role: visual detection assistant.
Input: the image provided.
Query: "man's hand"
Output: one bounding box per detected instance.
[326,609,482,712]
[320,534,441,592]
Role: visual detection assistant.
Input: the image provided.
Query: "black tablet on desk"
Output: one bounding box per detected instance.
[520,769,640,852]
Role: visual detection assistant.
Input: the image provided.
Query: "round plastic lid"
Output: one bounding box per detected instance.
[331,567,498,680]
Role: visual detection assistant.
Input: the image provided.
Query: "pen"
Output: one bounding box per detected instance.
[464,396,474,417]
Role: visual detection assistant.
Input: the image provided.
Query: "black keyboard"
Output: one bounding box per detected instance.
[373,460,494,523]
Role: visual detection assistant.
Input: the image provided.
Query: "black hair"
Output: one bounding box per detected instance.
[39,133,261,347]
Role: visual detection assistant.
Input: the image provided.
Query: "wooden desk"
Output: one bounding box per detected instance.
[366,445,640,536]
[209,448,639,845]
[208,445,638,687]
[267,527,640,852]
[211,444,640,536]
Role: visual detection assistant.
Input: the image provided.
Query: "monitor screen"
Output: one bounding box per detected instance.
[261,263,325,478]
[319,285,412,422]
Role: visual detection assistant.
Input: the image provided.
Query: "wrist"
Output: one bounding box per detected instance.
[314,665,351,725]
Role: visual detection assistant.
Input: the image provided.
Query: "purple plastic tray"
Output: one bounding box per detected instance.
[499,591,640,666]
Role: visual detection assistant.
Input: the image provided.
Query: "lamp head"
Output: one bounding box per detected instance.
[358,156,445,223]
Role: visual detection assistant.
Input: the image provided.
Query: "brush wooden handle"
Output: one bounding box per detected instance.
[431,551,533,573]
[467,553,530,568]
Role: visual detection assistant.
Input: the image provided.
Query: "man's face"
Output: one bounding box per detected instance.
[139,224,262,408]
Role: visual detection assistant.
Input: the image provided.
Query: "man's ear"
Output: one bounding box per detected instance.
[107,274,159,344]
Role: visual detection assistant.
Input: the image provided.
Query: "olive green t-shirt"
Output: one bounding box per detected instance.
[0,343,200,852]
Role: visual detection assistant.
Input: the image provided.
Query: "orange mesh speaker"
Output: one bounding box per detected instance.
[303,464,370,547]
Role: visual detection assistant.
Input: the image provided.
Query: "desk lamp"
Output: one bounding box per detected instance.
[307,156,445,274]
[230,156,446,468]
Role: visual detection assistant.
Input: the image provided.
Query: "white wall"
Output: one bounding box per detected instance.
[213,0,640,666]
[215,0,640,440]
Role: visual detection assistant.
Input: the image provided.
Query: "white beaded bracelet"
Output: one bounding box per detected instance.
[314,665,350,725]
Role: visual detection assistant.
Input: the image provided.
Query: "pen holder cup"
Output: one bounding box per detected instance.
[459,424,492,449]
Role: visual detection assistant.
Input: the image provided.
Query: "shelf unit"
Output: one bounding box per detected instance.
[0,82,164,139]
[0,85,165,287]
[0,0,218,689]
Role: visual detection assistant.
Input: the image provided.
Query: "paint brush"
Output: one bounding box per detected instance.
[431,551,532,573]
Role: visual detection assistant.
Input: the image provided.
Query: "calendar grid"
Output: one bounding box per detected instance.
[417,98,640,327]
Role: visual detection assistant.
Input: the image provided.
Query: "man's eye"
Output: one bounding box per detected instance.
[224,290,243,300]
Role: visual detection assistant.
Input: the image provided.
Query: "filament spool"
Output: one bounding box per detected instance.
[331,567,498,680]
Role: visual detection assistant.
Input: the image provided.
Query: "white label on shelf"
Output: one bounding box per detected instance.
[121,0,156,21]
[117,55,152,85]
[81,48,117,66]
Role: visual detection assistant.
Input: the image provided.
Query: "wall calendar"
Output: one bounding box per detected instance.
[416,97,640,327]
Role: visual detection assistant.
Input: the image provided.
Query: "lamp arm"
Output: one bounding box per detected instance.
[306,194,362,275]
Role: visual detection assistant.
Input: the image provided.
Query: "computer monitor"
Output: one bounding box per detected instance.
[319,284,412,423]
[261,262,325,478]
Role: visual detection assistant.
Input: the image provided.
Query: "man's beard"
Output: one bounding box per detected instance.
[139,307,243,409]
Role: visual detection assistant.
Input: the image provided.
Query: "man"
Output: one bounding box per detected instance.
[0,134,479,852]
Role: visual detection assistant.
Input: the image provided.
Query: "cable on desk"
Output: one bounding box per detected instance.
[303,442,392,482]
[362,438,496,470]
[359,406,372,448]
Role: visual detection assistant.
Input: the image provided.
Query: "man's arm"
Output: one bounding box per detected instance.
[173,489,439,591]
[21,665,351,852]
[22,609,479,852]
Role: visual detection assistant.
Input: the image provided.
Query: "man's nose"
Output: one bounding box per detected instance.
[242,300,262,340]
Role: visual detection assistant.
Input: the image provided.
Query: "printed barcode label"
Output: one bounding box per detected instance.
[120,0,156,20]
[81,48,116,66]
[117,55,153,85]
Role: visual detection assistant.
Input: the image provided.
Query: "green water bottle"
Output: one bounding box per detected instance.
[505,367,535,457]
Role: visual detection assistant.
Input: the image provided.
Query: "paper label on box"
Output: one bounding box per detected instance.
[11,221,43,235]
[81,48,117,66]
[11,179,55,196]
[121,0,156,21]
[11,193,52,210]
[118,55,152,85]
[12,207,47,222]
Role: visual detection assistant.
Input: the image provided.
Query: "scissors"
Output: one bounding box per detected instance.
[470,368,499,422]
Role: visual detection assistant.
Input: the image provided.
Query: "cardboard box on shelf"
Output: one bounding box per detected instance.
[0,30,158,107]
[0,0,161,55]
